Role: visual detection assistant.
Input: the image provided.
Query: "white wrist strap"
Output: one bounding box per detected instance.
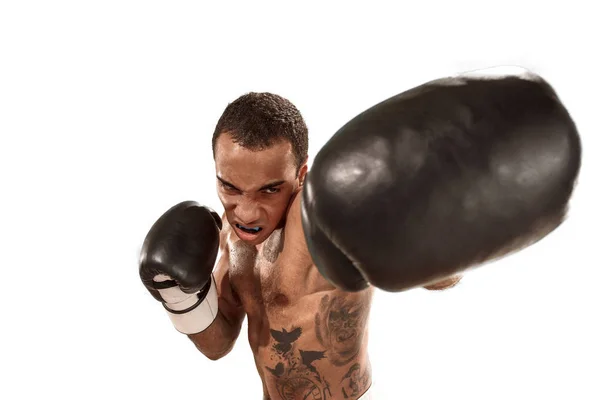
[163,274,219,335]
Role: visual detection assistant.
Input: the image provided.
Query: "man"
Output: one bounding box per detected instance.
[139,67,580,399]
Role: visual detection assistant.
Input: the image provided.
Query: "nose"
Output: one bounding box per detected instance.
[235,197,261,225]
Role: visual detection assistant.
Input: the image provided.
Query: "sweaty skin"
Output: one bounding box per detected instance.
[225,194,373,400]
[187,133,374,399]
[188,132,458,399]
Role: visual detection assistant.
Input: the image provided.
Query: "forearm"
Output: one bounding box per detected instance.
[188,309,245,360]
[423,274,463,290]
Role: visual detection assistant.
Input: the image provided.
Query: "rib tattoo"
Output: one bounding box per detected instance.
[315,294,369,366]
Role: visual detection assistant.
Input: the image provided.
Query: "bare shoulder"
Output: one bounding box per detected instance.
[285,189,375,300]
[282,188,329,288]
[283,188,309,255]
[285,188,303,229]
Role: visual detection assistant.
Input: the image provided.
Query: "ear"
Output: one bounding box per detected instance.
[298,157,309,186]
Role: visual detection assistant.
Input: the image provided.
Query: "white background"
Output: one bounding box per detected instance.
[1,1,598,399]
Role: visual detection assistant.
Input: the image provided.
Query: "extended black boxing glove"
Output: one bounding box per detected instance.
[302,67,581,292]
[139,201,222,334]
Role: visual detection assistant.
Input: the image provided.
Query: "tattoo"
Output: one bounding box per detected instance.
[315,294,369,366]
[341,363,371,399]
[267,327,332,400]
[279,377,324,399]
[270,327,302,354]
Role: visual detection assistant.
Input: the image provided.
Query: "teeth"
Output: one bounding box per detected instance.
[236,224,261,233]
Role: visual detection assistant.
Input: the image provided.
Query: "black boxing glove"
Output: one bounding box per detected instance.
[139,201,222,334]
[302,66,581,292]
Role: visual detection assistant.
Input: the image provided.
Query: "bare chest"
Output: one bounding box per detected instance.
[227,229,319,317]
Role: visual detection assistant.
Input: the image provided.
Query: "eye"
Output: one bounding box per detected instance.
[263,187,280,194]
[220,182,239,193]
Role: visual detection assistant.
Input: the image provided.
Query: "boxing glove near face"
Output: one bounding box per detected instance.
[302,68,581,292]
[139,201,222,333]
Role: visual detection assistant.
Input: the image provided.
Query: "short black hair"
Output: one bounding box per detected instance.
[212,92,309,171]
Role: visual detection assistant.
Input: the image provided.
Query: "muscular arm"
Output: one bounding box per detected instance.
[423,274,463,290]
[187,218,246,360]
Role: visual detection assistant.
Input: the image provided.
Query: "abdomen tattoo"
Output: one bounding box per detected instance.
[266,327,331,399]
[265,292,371,399]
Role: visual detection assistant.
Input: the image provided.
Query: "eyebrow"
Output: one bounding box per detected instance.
[217,177,285,192]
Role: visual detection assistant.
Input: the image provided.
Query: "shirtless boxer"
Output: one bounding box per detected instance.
[139,67,581,399]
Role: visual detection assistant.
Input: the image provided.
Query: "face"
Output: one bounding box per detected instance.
[214,132,307,245]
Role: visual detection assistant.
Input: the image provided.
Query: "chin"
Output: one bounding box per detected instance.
[240,236,268,246]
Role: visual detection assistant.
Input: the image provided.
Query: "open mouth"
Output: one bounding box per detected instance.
[235,224,263,235]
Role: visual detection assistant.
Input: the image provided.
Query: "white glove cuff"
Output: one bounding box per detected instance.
[163,274,219,335]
